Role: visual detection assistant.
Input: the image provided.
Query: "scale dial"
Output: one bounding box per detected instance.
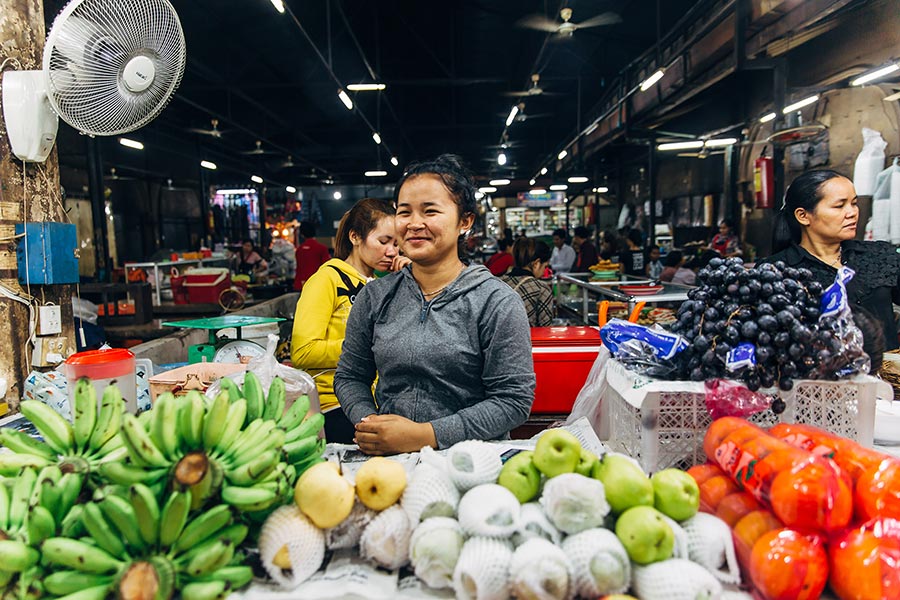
[213,339,265,364]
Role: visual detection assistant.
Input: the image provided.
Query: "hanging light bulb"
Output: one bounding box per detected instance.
[497,152,507,166]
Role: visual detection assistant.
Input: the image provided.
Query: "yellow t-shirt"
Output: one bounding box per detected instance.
[290,258,367,413]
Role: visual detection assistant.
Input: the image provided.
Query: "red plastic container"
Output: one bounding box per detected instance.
[531,326,602,414]
[183,268,230,304]
[65,348,137,413]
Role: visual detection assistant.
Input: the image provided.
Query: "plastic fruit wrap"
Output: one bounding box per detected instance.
[688,463,762,526]
[769,422,900,521]
[732,509,784,570]
[749,528,829,600]
[829,517,900,600]
[704,417,852,533]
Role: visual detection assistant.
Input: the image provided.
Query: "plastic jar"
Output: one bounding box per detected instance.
[65,348,137,414]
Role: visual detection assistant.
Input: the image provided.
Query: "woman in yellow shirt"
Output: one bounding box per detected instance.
[291,198,399,443]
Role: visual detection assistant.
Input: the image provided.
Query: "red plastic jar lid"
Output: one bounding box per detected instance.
[65,348,135,379]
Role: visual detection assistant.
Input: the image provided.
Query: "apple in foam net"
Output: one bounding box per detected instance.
[651,468,700,522]
[532,429,582,478]
[497,451,541,503]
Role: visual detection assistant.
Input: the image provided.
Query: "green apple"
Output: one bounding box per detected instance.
[614,506,674,565]
[497,451,541,503]
[651,468,700,522]
[574,447,599,477]
[592,453,654,514]
[533,429,582,478]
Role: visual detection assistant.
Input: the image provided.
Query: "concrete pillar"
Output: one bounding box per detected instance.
[0,0,76,409]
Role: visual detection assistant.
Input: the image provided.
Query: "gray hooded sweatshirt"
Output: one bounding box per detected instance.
[334,264,535,448]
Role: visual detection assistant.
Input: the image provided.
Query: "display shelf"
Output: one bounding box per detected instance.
[557,273,692,324]
[124,255,229,305]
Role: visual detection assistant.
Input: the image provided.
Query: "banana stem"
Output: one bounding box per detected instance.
[118,561,162,600]
[174,452,209,487]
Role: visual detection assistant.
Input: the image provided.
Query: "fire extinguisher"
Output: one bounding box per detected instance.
[754,148,775,209]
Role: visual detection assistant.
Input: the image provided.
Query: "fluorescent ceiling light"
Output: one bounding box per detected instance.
[505,105,519,127]
[594,186,609,193]
[549,184,568,191]
[478,186,497,193]
[270,0,285,13]
[337,89,353,110]
[347,83,386,91]
[529,178,536,186]
[251,175,263,184]
[497,152,507,166]
[372,132,382,144]
[640,68,666,92]
[119,138,143,150]
[851,64,899,86]
[759,112,777,123]
[782,95,819,113]
[333,191,342,200]
[567,176,589,183]
[475,191,485,199]
[490,179,510,186]
[540,167,548,175]
[216,188,255,194]
[200,160,217,170]
[530,188,547,194]
[365,170,388,177]
[557,150,568,160]
[286,186,296,193]
[390,156,399,166]
[657,140,703,151]
[705,137,738,148]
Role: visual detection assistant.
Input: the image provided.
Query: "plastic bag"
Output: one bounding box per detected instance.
[599,319,686,378]
[205,334,321,414]
[829,517,900,600]
[853,127,886,196]
[815,266,870,378]
[565,346,611,439]
[704,378,770,420]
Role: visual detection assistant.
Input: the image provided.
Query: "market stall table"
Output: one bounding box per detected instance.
[124,256,230,305]
[557,273,692,325]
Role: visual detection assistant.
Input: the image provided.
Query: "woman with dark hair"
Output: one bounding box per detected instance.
[500,238,554,326]
[709,218,742,258]
[291,198,399,443]
[334,154,534,455]
[763,168,900,350]
[485,237,514,276]
[660,250,683,283]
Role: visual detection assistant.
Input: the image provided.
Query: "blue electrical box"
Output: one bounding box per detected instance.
[15,222,79,284]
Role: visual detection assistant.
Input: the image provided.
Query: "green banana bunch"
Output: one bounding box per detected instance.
[40,485,253,600]
[1,380,127,482]
[218,374,327,476]
[112,389,293,513]
[0,465,84,598]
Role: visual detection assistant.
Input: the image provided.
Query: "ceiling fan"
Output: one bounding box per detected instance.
[676,147,727,159]
[276,155,296,169]
[503,74,563,98]
[516,7,621,37]
[103,168,134,181]
[187,118,226,138]
[497,102,553,122]
[241,140,277,155]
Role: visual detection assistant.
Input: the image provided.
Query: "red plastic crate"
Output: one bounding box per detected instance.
[531,326,601,414]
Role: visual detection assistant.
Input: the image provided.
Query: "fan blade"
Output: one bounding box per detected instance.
[187,128,216,135]
[522,113,554,119]
[515,15,561,32]
[502,90,534,97]
[574,12,622,29]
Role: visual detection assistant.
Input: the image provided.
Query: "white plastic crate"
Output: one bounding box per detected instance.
[604,359,879,473]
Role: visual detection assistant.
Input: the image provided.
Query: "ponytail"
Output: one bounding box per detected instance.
[772,169,846,254]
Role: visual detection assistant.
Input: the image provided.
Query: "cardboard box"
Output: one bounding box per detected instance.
[149,362,246,401]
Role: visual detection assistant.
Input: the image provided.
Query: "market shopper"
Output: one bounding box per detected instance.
[291,198,399,443]
[646,245,664,279]
[500,238,555,327]
[660,251,683,282]
[293,221,331,291]
[765,169,900,350]
[231,240,268,282]
[550,228,576,273]
[709,218,742,258]
[484,237,514,275]
[334,154,535,455]
[573,226,599,271]
[618,228,646,277]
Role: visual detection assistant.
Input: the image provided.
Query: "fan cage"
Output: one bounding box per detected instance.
[43,0,186,136]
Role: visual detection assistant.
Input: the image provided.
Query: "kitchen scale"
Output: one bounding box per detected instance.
[162,315,285,364]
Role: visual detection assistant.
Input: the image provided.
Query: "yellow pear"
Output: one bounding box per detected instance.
[294,461,355,528]
[272,545,291,569]
[355,457,407,511]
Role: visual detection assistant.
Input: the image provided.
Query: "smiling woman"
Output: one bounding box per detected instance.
[334,154,536,455]
[763,169,900,350]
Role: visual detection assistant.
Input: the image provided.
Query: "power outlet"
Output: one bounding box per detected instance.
[32,337,68,367]
[38,305,62,336]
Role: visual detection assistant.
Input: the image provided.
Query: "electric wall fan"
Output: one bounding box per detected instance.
[2,0,186,162]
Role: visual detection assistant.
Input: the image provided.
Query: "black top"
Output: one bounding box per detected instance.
[619,249,645,277]
[576,241,599,271]
[763,241,900,350]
